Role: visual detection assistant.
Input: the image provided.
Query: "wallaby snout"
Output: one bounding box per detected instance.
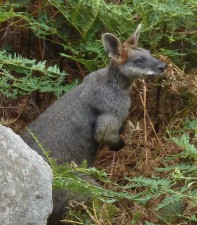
[157,62,166,73]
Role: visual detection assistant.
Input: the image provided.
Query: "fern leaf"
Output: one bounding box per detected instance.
[186,215,197,222]
[0,50,73,98]
[125,176,173,190]
[172,134,197,161]
[145,222,159,225]
[156,194,185,223]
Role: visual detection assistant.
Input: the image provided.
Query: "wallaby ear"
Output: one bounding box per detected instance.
[102,33,122,60]
[124,24,142,47]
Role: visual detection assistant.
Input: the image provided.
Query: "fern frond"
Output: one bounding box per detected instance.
[184,119,197,137]
[145,222,159,225]
[156,163,197,173]
[0,50,76,98]
[48,0,133,37]
[172,134,197,158]
[49,0,100,37]
[185,215,197,222]
[125,176,173,190]
[156,194,185,223]
[0,51,65,77]
[156,194,183,210]
[22,12,57,38]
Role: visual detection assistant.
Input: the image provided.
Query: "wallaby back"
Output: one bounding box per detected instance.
[20,24,166,225]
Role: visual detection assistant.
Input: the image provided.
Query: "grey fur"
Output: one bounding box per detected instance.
[20,25,166,225]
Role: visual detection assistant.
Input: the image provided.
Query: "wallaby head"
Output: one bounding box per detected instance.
[102,24,166,86]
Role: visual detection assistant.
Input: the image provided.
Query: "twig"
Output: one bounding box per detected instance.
[76,61,85,78]
[142,80,149,177]
[134,83,163,147]
[110,152,116,179]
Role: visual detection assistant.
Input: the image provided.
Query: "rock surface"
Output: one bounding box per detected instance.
[0,124,53,225]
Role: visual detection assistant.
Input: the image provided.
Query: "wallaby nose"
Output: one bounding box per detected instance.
[157,63,166,73]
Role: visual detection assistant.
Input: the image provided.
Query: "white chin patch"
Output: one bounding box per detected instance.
[129,67,145,74]
[147,70,155,75]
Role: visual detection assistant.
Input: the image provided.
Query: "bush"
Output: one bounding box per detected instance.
[0,0,197,99]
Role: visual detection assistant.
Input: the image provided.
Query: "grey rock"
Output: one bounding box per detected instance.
[0,124,53,225]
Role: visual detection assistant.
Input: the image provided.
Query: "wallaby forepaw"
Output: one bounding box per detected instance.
[109,139,125,151]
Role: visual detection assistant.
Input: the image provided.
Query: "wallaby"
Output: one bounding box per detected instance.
[20,24,166,225]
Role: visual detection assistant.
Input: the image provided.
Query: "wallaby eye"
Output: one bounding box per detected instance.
[134,57,145,64]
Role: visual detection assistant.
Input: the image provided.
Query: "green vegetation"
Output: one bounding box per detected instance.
[0,50,77,97]
[0,0,196,224]
[0,0,197,98]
